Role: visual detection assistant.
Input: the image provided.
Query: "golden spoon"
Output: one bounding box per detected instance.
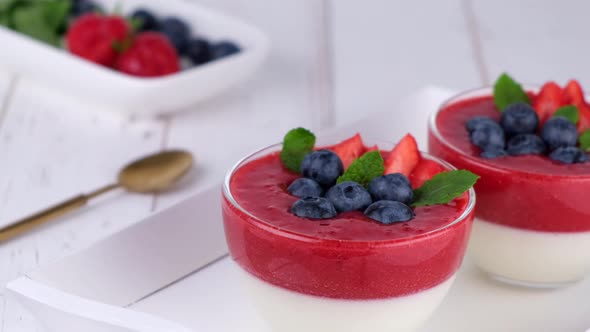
[0,150,193,243]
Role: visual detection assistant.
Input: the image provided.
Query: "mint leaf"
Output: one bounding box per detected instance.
[553,105,579,124]
[42,0,70,32]
[412,170,479,207]
[336,151,384,187]
[12,6,58,45]
[580,129,590,151]
[280,128,316,173]
[6,0,70,46]
[493,73,530,112]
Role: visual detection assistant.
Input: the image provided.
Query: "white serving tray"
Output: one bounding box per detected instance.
[6,87,590,332]
[0,0,269,116]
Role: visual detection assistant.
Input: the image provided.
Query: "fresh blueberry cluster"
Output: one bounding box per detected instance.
[288,150,415,224]
[71,1,241,67]
[466,102,588,164]
[130,9,241,66]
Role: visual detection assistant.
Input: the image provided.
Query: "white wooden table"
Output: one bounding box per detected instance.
[2,0,590,330]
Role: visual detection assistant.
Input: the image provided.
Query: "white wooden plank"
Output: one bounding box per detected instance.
[154,0,331,209]
[473,0,590,86]
[0,77,165,286]
[330,0,481,126]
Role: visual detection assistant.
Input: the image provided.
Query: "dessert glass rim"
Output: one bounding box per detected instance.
[222,138,476,246]
[429,85,590,179]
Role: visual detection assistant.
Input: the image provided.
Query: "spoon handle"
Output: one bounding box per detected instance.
[0,183,119,243]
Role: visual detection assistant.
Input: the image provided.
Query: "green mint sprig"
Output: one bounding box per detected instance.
[412,170,479,207]
[493,73,530,112]
[336,151,384,187]
[280,127,315,173]
[553,105,579,124]
[1,0,71,46]
[580,129,590,151]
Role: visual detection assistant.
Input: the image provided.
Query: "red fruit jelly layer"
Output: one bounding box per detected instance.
[430,95,590,232]
[222,151,473,300]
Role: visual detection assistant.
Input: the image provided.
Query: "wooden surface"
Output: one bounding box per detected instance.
[1,0,590,331]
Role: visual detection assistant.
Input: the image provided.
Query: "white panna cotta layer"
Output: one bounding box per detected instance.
[237,265,456,332]
[470,218,590,286]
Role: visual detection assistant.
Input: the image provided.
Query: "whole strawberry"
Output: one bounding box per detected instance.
[67,13,131,67]
[115,32,180,77]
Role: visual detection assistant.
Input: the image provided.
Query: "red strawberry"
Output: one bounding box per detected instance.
[384,134,420,177]
[67,13,131,67]
[563,80,590,132]
[329,133,364,168]
[115,32,180,77]
[409,159,445,189]
[533,81,563,124]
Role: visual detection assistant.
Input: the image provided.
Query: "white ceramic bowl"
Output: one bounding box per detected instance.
[0,0,270,116]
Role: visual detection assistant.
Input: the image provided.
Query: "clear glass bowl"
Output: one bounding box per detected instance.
[429,87,590,288]
[222,136,475,331]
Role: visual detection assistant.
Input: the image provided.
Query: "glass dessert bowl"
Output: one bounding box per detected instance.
[429,75,590,287]
[222,131,476,332]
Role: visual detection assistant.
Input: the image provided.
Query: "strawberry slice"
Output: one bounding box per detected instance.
[384,134,420,177]
[533,81,563,124]
[329,133,364,168]
[409,159,446,189]
[563,80,590,132]
[563,80,585,105]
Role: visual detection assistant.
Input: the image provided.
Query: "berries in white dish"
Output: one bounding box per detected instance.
[131,8,160,32]
[160,17,191,54]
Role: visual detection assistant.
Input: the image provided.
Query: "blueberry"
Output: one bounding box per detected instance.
[301,150,344,188]
[549,147,589,164]
[506,134,546,156]
[160,17,191,54]
[466,116,498,133]
[185,38,211,65]
[291,197,337,219]
[71,0,102,16]
[210,41,241,60]
[325,181,372,212]
[500,103,540,136]
[368,173,413,204]
[541,116,578,150]
[480,147,507,159]
[470,124,505,150]
[131,9,159,32]
[287,178,323,198]
[364,200,414,224]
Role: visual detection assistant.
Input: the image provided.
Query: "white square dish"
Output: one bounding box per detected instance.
[0,0,270,116]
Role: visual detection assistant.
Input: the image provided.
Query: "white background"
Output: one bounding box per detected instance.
[2,0,590,330]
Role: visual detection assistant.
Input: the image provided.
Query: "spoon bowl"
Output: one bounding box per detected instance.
[118,150,194,193]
